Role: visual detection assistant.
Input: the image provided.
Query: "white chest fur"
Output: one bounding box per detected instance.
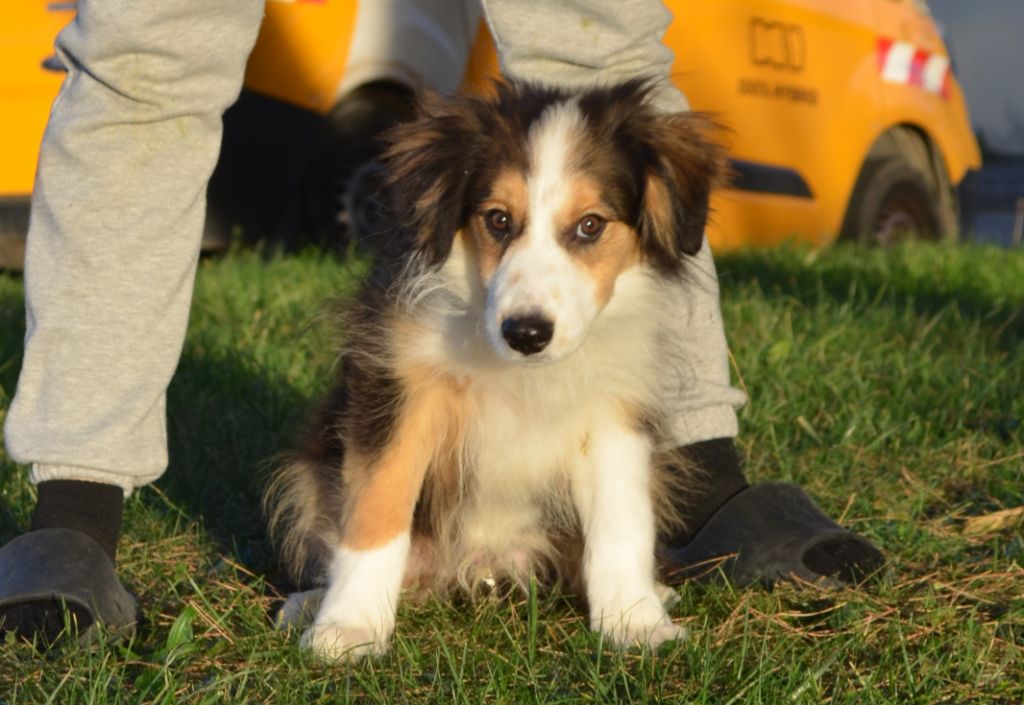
[404,254,673,576]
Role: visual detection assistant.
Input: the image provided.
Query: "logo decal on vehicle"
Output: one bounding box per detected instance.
[740,17,816,105]
[749,17,806,72]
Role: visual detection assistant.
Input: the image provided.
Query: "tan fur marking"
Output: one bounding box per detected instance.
[342,374,464,550]
[468,168,529,284]
[386,127,444,154]
[576,222,642,307]
[416,182,446,213]
[557,177,642,307]
[614,400,645,433]
[642,174,677,255]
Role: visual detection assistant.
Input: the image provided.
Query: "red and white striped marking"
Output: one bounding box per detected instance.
[877,38,951,99]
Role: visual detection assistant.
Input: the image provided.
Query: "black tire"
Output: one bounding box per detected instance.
[840,158,943,246]
[299,80,415,251]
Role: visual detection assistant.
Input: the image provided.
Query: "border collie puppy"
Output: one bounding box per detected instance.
[267,79,727,661]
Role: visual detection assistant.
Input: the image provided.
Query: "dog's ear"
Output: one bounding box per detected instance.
[635,111,728,268]
[381,91,482,266]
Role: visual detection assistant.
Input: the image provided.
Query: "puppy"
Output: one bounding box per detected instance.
[266,79,727,660]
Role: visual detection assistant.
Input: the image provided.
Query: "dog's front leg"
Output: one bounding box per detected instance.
[572,417,686,649]
[302,391,443,662]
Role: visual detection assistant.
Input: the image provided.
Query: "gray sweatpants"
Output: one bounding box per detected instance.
[5,0,746,494]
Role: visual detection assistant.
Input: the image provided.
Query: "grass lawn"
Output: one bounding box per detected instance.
[1,243,1022,703]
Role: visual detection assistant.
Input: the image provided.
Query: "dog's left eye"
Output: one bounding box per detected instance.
[575,215,606,242]
[484,209,513,239]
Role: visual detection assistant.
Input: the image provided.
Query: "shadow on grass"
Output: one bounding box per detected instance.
[0,280,310,588]
[0,278,26,391]
[158,348,314,590]
[0,279,27,539]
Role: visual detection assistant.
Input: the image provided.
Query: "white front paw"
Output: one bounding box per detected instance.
[300,622,391,662]
[591,594,688,649]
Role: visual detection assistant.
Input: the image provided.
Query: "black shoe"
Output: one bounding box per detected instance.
[659,482,885,587]
[0,528,139,646]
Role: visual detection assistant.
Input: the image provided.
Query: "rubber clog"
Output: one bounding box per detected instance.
[660,482,885,587]
[0,528,138,646]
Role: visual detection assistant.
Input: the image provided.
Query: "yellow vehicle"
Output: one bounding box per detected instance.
[0,0,980,267]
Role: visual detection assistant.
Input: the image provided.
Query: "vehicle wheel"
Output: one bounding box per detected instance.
[840,158,943,246]
[299,80,414,251]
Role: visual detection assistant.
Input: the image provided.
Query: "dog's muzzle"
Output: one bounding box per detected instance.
[501,314,554,356]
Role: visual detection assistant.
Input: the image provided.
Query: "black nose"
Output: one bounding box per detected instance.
[501,315,554,355]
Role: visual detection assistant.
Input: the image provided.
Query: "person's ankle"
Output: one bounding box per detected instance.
[30,480,124,563]
[660,437,749,547]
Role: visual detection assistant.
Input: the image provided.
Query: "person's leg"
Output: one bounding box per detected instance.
[304,0,482,246]
[0,0,265,642]
[339,0,482,99]
[481,0,882,585]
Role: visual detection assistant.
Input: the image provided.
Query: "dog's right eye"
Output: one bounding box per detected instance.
[483,209,512,239]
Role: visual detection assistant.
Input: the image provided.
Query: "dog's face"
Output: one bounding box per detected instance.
[383,80,726,363]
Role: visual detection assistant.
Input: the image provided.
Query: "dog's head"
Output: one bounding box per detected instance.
[382,79,726,362]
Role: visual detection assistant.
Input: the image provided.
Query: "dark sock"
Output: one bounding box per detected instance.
[661,437,749,547]
[30,480,124,564]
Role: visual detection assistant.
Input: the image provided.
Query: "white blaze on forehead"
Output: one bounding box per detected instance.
[484,99,602,362]
[527,99,585,230]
